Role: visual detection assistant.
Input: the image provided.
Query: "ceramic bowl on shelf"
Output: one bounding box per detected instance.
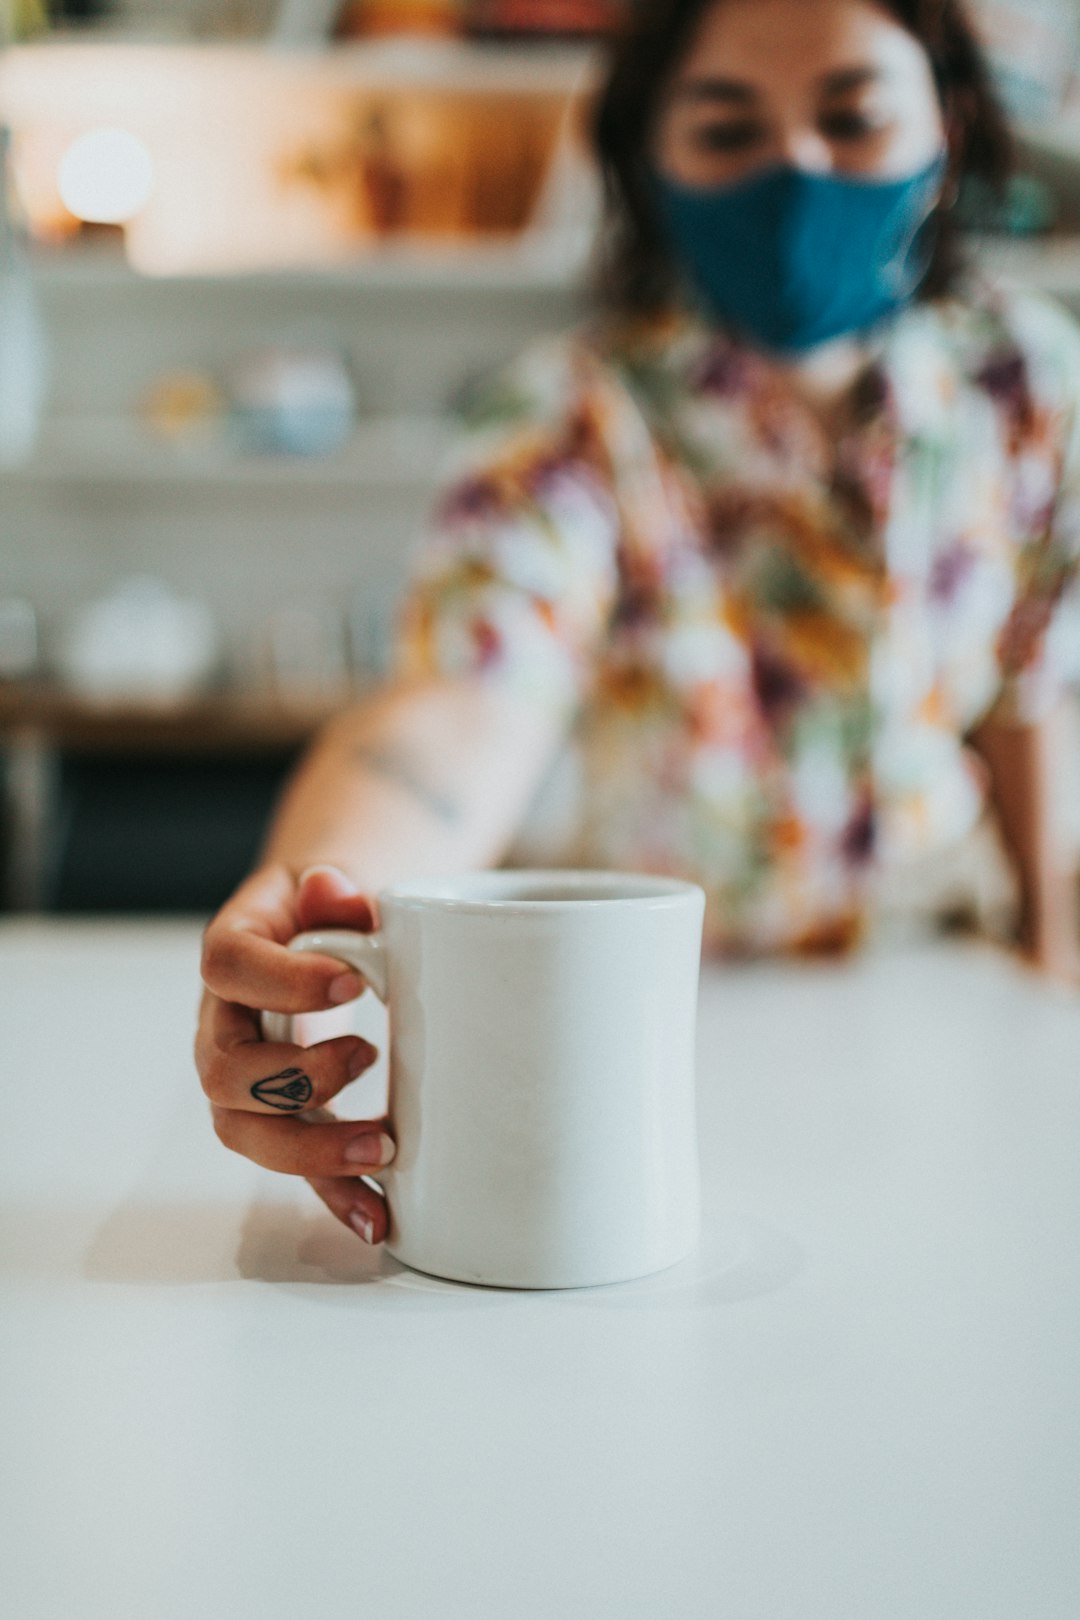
[225,344,357,457]
[53,574,223,706]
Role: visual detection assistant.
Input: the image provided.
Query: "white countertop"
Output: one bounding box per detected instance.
[3,919,1079,1620]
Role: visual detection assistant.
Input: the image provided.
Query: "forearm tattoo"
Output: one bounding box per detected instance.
[351,743,461,825]
[251,1067,313,1111]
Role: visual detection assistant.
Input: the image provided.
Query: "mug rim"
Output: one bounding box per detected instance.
[379,868,705,914]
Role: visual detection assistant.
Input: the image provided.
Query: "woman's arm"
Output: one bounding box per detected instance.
[968,698,1080,983]
[258,671,568,890]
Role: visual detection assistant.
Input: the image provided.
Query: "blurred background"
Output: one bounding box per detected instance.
[1,0,1079,916]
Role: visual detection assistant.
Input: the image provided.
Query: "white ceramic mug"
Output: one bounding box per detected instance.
[260,869,705,1289]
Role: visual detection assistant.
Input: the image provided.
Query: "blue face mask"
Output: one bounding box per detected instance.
[651,151,949,354]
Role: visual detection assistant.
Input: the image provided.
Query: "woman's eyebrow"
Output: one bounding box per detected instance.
[818,66,885,97]
[674,65,886,106]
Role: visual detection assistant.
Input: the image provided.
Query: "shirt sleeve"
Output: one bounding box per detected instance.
[389,337,621,716]
[987,295,1080,724]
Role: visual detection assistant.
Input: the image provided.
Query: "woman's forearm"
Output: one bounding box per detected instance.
[258,673,567,889]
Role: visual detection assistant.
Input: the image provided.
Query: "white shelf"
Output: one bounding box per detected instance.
[7,413,456,489]
[32,234,1080,300]
[27,233,592,294]
[312,36,601,94]
[0,36,600,113]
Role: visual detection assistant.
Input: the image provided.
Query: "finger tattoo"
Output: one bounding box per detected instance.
[251,1067,314,1110]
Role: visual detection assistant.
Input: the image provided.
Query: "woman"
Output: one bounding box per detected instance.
[196,0,1080,1247]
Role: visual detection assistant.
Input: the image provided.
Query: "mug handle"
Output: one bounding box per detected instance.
[258,928,389,1049]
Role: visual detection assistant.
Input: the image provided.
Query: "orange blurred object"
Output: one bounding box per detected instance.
[288,92,564,237]
[335,0,463,36]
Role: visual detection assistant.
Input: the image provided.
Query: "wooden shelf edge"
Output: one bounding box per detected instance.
[0,684,366,753]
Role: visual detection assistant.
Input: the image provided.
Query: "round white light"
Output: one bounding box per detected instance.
[57,128,154,225]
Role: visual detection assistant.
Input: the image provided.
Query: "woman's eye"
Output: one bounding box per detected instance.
[820,111,885,141]
[693,122,767,154]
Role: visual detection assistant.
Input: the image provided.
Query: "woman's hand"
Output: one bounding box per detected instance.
[970,708,1080,993]
[1016,917,1080,991]
[195,863,395,1244]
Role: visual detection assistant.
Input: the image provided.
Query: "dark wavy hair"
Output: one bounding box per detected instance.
[590,0,1016,315]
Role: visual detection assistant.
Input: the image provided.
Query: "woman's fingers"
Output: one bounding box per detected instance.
[196,989,394,1173]
[201,921,368,1015]
[216,862,302,944]
[298,1105,390,1244]
[197,990,379,1115]
[306,1174,390,1246]
[200,865,378,1015]
[210,1101,396,1179]
[295,865,379,935]
[197,863,391,1245]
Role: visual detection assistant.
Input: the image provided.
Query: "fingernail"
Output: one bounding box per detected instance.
[329,972,363,1004]
[344,1131,396,1167]
[300,864,356,889]
[345,1038,376,1079]
[349,1209,376,1245]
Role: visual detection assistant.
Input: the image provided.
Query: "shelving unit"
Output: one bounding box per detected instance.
[12,232,1080,509]
[0,681,346,754]
[5,32,1080,914]
[301,35,600,93]
[0,684,345,913]
[3,227,586,733]
[26,234,589,292]
[8,412,457,489]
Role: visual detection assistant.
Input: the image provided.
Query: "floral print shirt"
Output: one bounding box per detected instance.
[391,275,1080,955]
